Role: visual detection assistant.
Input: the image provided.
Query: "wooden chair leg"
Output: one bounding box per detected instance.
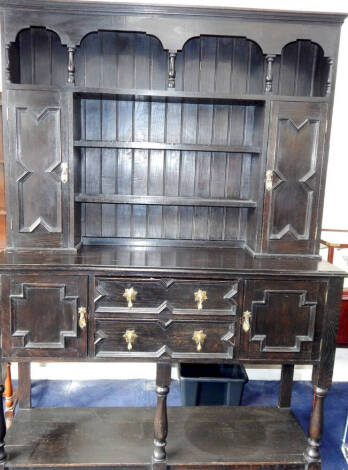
[0,365,7,462]
[3,363,15,427]
[3,363,13,410]
[18,363,31,409]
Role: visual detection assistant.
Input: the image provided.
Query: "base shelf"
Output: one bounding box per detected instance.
[5,406,310,469]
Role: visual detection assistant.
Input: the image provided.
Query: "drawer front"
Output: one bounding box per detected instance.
[94,320,235,360]
[1,274,88,358]
[240,279,326,360]
[94,278,240,317]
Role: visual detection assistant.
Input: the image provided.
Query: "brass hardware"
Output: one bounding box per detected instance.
[123,287,137,308]
[265,170,273,191]
[78,307,87,330]
[61,162,68,183]
[192,330,207,352]
[123,329,138,351]
[242,311,252,333]
[194,289,207,310]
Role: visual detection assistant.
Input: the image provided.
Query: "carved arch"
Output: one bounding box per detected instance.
[175,35,264,93]
[8,27,68,85]
[275,40,328,97]
[75,30,168,90]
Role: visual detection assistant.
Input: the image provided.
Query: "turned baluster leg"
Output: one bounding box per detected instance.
[152,362,171,470]
[305,277,343,464]
[305,386,328,461]
[0,364,7,462]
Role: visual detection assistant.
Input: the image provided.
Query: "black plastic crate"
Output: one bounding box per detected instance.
[179,363,248,406]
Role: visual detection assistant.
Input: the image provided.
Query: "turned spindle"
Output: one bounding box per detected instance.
[265,54,276,93]
[168,51,177,89]
[68,46,76,84]
[325,58,334,96]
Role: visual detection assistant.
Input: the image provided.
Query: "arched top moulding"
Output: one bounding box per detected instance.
[3,8,339,57]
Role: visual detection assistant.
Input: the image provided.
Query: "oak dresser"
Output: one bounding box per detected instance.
[0,1,346,469]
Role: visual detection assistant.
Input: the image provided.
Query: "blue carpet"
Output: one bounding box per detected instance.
[12,380,348,470]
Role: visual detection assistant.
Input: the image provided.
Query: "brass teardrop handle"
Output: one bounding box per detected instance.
[265,170,273,191]
[61,162,68,184]
[78,307,87,330]
[123,329,138,351]
[192,330,207,352]
[194,289,207,310]
[123,287,137,308]
[242,310,252,333]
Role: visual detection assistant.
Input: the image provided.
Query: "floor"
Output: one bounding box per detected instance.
[12,379,348,470]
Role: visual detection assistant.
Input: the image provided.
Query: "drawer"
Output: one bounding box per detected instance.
[1,274,88,358]
[94,320,235,360]
[240,279,326,360]
[94,278,240,317]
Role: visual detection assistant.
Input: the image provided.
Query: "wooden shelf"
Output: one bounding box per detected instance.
[5,406,308,469]
[74,140,261,154]
[75,193,257,208]
[74,86,266,104]
[7,84,330,104]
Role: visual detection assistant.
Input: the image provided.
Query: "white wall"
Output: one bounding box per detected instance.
[2,0,348,381]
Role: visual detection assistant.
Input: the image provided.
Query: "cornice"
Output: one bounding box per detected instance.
[0,0,346,24]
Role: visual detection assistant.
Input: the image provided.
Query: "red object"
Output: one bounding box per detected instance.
[321,229,348,346]
[337,289,348,346]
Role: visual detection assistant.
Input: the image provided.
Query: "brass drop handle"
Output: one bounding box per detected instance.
[123,329,138,351]
[123,287,137,308]
[61,162,68,184]
[265,170,273,191]
[192,330,206,352]
[194,289,207,310]
[78,307,87,330]
[242,310,252,333]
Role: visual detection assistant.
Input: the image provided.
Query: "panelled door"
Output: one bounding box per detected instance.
[1,274,88,358]
[262,101,328,255]
[6,90,70,249]
[240,279,326,361]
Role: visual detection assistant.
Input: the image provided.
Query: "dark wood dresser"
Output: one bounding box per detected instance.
[0,2,346,469]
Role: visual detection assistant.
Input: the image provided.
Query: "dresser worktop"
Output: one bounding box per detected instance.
[0,245,345,277]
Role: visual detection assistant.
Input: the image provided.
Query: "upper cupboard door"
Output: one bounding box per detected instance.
[262,101,328,255]
[7,90,69,249]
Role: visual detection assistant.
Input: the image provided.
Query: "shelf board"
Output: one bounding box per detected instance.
[6,84,330,104]
[75,193,257,208]
[74,86,266,104]
[5,406,308,469]
[74,140,261,154]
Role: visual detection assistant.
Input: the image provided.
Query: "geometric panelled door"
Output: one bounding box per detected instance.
[7,90,69,248]
[263,101,327,254]
[3,275,88,357]
[241,280,325,360]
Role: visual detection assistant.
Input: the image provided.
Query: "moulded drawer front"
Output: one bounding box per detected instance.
[1,274,88,358]
[94,278,240,317]
[240,279,326,360]
[94,320,235,360]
